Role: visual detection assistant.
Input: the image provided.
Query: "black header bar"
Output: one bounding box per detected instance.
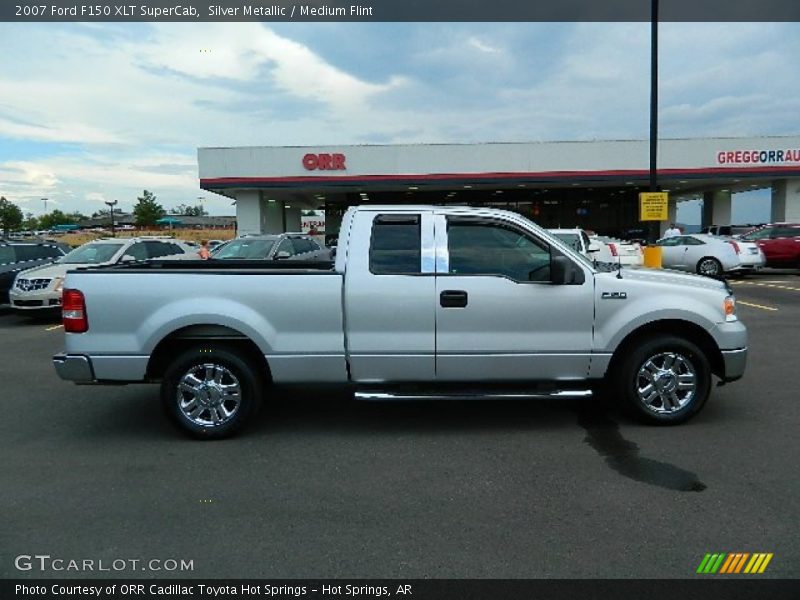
[3,0,800,22]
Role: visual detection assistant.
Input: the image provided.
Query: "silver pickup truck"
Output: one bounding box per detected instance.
[54,205,747,438]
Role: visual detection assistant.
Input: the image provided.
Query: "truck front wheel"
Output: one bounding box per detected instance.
[161,345,263,439]
[616,335,711,425]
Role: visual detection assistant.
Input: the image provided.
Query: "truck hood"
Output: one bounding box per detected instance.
[597,266,728,292]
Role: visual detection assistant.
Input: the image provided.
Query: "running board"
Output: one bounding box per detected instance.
[355,389,593,401]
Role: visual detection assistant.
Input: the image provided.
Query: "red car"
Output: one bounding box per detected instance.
[739,223,800,267]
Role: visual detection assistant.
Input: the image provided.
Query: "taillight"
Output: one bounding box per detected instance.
[728,241,741,254]
[62,289,88,333]
[608,243,618,257]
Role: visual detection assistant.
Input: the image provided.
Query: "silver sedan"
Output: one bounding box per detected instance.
[655,234,742,277]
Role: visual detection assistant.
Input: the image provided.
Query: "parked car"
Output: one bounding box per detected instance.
[654,234,758,277]
[212,233,330,261]
[591,236,644,267]
[548,229,602,258]
[701,224,762,237]
[9,237,191,313]
[0,240,70,305]
[738,223,800,268]
[53,205,747,438]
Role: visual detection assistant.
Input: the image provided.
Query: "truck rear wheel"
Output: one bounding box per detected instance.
[616,335,711,425]
[161,345,263,439]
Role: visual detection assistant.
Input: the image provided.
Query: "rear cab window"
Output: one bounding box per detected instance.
[369,215,422,275]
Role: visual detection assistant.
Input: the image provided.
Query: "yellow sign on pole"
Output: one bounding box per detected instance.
[639,192,669,221]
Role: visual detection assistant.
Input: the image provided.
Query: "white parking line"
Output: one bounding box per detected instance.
[730,281,800,292]
[45,324,64,331]
[737,301,778,312]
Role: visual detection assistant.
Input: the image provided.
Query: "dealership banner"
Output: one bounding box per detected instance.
[3,0,800,22]
[3,579,800,600]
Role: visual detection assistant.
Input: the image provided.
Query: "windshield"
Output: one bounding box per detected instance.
[59,243,124,264]
[214,239,275,259]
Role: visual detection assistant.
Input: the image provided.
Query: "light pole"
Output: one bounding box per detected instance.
[105,200,118,237]
[42,198,48,214]
[648,0,660,242]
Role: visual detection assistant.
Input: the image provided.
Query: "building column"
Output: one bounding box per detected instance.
[260,200,285,234]
[771,179,800,222]
[235,190,262,236]
[702,190,732,226]
[284,205,302,232]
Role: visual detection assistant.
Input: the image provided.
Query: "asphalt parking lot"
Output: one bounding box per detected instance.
[1,269,799,580]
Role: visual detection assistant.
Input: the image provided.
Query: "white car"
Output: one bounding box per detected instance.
[719,236,766,273]
[547,229,602,258]
[592,236,644,267]
[654,233,761,277]
[10,237,192,313]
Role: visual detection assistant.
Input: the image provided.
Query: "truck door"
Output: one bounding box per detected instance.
[434,214,594,381]
[343,212,436,382]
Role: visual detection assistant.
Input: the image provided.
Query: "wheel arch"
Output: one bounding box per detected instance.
[146,324,271,382]
[607,319,724,380]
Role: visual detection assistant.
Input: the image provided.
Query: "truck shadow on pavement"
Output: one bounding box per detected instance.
[576,406,707,492]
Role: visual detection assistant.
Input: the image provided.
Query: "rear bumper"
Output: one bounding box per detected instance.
[720,347,747,382]
[53,352,149,382]
[53,353,95,383]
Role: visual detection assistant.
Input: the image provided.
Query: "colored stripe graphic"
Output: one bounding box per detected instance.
[699,552,773,574]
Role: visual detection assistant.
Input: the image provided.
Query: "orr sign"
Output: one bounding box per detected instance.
[303,153,346,171]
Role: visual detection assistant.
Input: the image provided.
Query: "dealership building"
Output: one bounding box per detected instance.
[198,135,800,237]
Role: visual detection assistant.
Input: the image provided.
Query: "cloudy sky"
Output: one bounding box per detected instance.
[0,22,798,221]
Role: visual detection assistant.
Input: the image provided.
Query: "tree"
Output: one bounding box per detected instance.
[302,210,319,216]
[133,190,165,227]
[169,203,207,217]
[38,209,72,230]
[0,197,24,235]
[66,211,88,223]
[23,212,38,231]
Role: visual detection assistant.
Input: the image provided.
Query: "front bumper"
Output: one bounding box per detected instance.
[53,353,95,383]
[720,347,748,382]
[9,288,61,310]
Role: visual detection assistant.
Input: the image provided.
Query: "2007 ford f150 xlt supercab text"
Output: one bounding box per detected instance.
[53,206,747,438]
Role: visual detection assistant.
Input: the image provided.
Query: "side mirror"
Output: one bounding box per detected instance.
[551,255,571,285]
[274,251,291,260]
[119,254,137,263]
[587,241,601,253]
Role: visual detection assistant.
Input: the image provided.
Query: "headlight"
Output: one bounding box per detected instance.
[724,296,737,321]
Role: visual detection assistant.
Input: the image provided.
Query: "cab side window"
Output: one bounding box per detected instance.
[369,215,421,275]
[447,219,551,282]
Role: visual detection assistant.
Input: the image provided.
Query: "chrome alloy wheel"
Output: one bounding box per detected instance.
[635,352,697,414]
[177,363,242,427]
[698,258,721,277]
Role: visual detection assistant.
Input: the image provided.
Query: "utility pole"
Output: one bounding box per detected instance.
[105,200,118,237]
[649,0,660,242]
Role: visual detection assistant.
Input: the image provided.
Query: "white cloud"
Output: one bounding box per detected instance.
[0,22,798,217]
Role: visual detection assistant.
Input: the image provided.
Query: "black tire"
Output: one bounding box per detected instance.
[614,335,711,425]
[696,257,723,278]
[161,345,264,439]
